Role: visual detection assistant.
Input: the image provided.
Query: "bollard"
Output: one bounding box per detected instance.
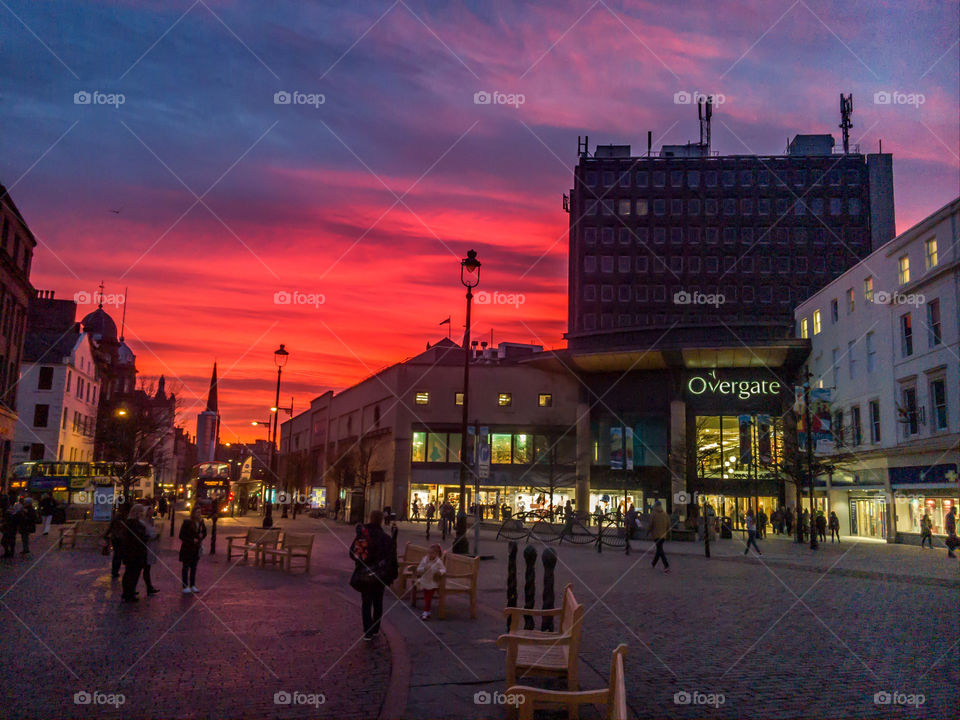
[541,548,557,632]
[506,541,518,631]
[210,515,218,555]
[522,545,537,630]
[425,518,431,541]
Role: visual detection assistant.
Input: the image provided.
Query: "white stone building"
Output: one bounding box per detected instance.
[795,197,959,542]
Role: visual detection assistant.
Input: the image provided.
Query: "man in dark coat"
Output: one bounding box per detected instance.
[349,510,397,641]
[18,498,38,554]
[120,505,149,602]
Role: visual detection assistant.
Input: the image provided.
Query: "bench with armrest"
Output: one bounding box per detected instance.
[58,520,109,550]
[509,643,628,720]
[497,584,584,717]
[396,542,431,597]
[260,532,314,573]
[225,528,280,563]
[437,552,479,619]
[503,582,576,636]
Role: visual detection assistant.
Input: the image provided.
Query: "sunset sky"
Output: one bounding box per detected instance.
[4,0,958,442]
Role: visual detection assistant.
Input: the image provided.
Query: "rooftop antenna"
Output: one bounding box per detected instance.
[119,286,128,341]
[97,280,105,309]
[698,96,713,155]
[577,135,589,158]
[647,130,652,157]
[839,93,853,154]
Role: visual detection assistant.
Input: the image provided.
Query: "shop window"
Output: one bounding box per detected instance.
[427,433,448,462]
[491,434,512,463]
[513,434,532,464]
[411,431,426,462]
[447,432,462,462]
[415,391,429,405]
[498,393,512,407]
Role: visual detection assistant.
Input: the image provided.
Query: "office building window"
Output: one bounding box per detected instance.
[584,255,597,273]
[584,228,597,245]
[927,299,941,346]
[618,199,632,216]
[618,256,631,273]
[846,288,855,313]
[900,313,913,356]
[653,171,665,187]
[619,228,631,245]
[601,256,614,273]
[705,199,718,216]
[812,309,822,334]
[498,393,512,407]
[602,199,614,216]
[866,331,876,372]
[832,347,840,387]
[538,393,553,408]
[454,392,464,405]
[930,378,947,430]
[636,199,649,216]
[653,199,665,216]
[848,197,861,215]
[869,400,881,443]
[687,170,700,187]
[33,404,49,428]
[863,276,873,302]
[833,410,844,446]
[851,406,862,445]
[635,171,648,187]
[799,318,808,339]
[925,238,938,269]
[602,171,614,187]
[898,255,910,285]
[670,171,684,187]
[38,366,54,390]
[847,340,856,379]
[415,391,429,405]
[901,387,918,435]
[830,299,838,323]
[601,285,613,301]
[670,199,683,216]
[618,171,631,187]
[829,198,842,215]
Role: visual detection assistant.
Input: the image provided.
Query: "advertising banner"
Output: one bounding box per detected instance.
[796,387,835,455]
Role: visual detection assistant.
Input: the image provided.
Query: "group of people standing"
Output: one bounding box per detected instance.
[1,493,40,557]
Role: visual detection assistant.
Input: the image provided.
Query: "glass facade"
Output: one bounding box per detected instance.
[895,496,957,535]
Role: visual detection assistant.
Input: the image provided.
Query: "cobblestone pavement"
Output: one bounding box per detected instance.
[1,512,957,719]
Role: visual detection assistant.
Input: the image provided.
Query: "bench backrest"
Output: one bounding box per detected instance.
[247,528,280,544]
[281,533,314,550]
[402,542,431,563]
[559,586,584,660]
[442,552,479,580]
[607,644,628,720]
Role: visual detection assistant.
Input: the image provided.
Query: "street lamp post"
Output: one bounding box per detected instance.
[454,250,481,555]
[804,378,818,550]
[267,344,289,527]
[272,399,294,517]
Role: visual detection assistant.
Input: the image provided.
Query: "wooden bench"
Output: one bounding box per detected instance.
[509,644,627,720]
[503,582,577,636]
[437,552,479,619]
[57,520,109,549]
[225,528,280,564]
[396,542,431,597]
[497,584,584,717]
[260,532,314,573]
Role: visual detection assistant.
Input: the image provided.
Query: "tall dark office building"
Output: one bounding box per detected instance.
[566,129,895,351]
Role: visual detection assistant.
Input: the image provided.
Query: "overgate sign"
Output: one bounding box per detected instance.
[687,370,781,400]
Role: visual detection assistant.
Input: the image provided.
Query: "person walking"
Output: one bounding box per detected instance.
[815,511,827,543]
[178,506,207,594]
[157,495,168,520]
[1,495,18,559]
[744,511,762,555]
[801,509,811,541]
[120,504,149,603]
[945,506,958,559]
[18,498,37,555]
[919,511,933,549]
[829,511,841,543]
[625,504,638,540]
[411,543,446,620]
[648,501,670,573]
[103,505,129,578]
[757,507,767,539]
[39,493,55,535]
[785,507,794,536]
[140,501,160,595]
[411,494,421,521]
[349,510,398,640]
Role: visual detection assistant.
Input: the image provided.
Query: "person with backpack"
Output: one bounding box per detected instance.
[18,498,38,555]
[103,505,130,577]
[120,504,149,603]
[179,506,207,594]
[349,510,398,641]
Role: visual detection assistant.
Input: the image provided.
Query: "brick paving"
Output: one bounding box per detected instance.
[1,511,957,719]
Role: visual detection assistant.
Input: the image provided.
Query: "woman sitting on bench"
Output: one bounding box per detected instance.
[412,544,445,621]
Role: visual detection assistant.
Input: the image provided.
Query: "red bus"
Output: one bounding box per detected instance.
[191,462,231,517]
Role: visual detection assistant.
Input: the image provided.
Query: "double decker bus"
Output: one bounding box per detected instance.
[191,462,232,517]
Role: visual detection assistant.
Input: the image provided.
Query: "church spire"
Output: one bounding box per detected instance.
[206,363,218,413]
